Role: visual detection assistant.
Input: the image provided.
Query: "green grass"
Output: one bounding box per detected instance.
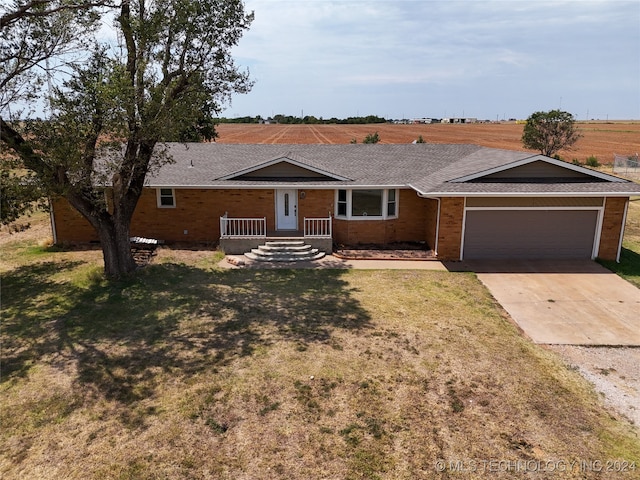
[599,197,640,288]
[1,226,640,479]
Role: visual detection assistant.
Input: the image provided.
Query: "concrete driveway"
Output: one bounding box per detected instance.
[454,260,640,345]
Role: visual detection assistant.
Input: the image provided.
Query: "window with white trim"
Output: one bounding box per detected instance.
[337,189,347,216]
[387,188,396,216]
[157,188,176,208]
[352,189,382,216]
[335,189,399,219]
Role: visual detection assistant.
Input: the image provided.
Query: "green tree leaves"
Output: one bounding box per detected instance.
[1,0,254,277]
[363,132,380,144]
[521,110,581,157]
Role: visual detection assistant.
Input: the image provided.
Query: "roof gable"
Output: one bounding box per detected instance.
[217,154,352,181]
[451,155,626,183]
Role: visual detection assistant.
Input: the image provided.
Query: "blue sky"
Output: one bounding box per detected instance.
[223,0,640,120]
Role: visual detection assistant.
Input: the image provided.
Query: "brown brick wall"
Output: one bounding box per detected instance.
[56,191,624,263]
[51,197,98,243]
[398,190,428,240]
[53,187,443,247]
[436,197,464,260]
[53,188,349,244]
[333,219,387,245]
[597,197,628,261]
[423,198,439,252]
[298,189,334,219]
[51,188,470,260]
[52,188,279,244]
[131,188,279,243]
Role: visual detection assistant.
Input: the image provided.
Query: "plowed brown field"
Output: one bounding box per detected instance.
[216,122,640,164]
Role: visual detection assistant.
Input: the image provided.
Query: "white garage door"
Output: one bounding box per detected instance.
[463,210,599,260]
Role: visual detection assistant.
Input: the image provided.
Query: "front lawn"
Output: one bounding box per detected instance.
[1,228,639,479]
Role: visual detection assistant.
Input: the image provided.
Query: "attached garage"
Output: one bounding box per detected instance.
[461,197,603,260]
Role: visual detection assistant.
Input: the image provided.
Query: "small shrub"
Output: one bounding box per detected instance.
[362,132,380,144]
[585,155,600,167]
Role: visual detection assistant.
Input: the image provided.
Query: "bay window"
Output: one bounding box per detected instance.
[335,189,399,219]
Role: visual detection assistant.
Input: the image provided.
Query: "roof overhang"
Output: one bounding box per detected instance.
[417,192,639,197]
[146,183,409,189]
[408,184,640,198]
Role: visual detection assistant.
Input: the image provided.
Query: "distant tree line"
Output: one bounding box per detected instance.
[217,114,389,124]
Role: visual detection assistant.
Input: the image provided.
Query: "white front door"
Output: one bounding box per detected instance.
[276,189,298,230]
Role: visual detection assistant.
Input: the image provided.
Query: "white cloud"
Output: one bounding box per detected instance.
[341,68,468,86]
[226,0,640,119]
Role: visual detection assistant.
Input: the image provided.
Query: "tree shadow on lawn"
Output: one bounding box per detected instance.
[2,261,372,423]
[1,260,87,380]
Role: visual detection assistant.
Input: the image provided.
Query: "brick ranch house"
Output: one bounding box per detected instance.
[50,143,640,261]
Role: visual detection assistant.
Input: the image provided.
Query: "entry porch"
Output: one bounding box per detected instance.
[219,215,333,255]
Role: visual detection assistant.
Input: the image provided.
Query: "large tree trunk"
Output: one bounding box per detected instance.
[3,116,134,278]
[66,188,139,278]
[96,219,137,278]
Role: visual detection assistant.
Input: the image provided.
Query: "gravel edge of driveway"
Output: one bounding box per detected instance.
[547,345,640,429]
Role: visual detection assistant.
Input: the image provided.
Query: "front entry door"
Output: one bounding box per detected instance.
[276,189,298,230]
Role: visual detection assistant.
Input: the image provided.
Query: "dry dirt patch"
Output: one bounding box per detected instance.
[549,346,640,427]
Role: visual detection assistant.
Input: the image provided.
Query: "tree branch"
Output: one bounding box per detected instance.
[117,0,138,137]
[1,0,112,28]
[0,116,49,178]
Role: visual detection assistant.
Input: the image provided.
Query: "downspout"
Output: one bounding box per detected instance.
[413,190,440,256]
[616,198,630,263]
[49,198,58,245]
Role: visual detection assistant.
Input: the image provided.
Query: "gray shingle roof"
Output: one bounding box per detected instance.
[145,143,640,195]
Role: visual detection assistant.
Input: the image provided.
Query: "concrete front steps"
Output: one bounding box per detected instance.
[244,240,326,262]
